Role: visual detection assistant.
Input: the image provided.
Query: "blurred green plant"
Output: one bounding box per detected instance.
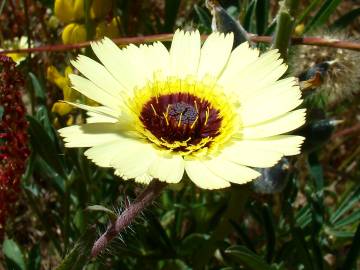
[0,0,359,269]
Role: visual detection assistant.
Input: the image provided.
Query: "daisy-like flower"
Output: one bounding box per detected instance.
[59,30,305,189]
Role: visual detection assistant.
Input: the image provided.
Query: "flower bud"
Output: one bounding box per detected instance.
[95,17,120,39]
[73,0,85,21]
[90,0,112,20]
[54,0,84,23]
[55,0,74,23]
[61,23,87,44]
[52,102,73,116]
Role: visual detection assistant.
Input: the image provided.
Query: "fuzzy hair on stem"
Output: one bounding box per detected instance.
[91,179,167,257]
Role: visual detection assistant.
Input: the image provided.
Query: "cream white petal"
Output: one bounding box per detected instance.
[241,77,298,102]
[65,102,134,130]
[69,74,121,110]
[242,109,306,139]
[86,111,119,123]
[149,153,185,183]
[240,84,302,126]
[145,42,170,77]
[240,135,305,155]
[221,50,287,99]
[218,42,259,85]
[91,38,140,91]
[204,158,261,184]
[220,142,283,168]
[134,173,153,184]
[197,32,234,79]
[65,102,121,119]
[169,30,201,78]
[91,38,169,93]
[71,55,125,98]
[110,141,156,180]
[185,159,230,189]
[59,122,135,148]
[84,140,126,167]
[219,135,304,168]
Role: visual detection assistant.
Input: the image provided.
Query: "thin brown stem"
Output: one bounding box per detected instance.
[251,35,360,51]
[91,180,167,257]
[332,123,360,139]
[0,34,359,55]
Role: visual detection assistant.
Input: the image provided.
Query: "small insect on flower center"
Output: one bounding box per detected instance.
[140,93,222,153]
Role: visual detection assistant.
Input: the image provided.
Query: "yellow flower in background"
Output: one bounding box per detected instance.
[90,0,112,20]
[48,65,97,117]
[55,0,117,44]
[54,0,84,23]
[0,36,29,65]
[48,66,79,116]
[61,23,87,44]
[95,17,121,39]
[59,30,305,189]
[54,0,112,23]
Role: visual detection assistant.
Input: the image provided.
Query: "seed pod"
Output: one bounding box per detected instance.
[252,157,290,194]
[290,31,360,105]
[297,119,342,153]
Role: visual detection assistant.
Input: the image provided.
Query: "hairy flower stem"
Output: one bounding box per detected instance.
[91,180,167,257]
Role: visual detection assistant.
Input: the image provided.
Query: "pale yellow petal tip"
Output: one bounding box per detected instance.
[173,29,200,39]
[193,181,231,190]
[135,174,153,184]
[90,36,114,50]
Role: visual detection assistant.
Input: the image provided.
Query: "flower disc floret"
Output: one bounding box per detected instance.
[130,75,238,156]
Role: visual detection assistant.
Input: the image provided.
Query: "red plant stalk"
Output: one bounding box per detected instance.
[0,55,30,239]
[0,34,359,55]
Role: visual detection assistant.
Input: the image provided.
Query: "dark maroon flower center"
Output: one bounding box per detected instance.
[140,93,222,151]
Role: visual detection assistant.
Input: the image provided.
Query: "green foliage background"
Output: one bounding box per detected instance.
[0,0,359,269]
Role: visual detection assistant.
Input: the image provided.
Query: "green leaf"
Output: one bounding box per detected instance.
[0,105,3,119]
[333,209,360,229]
[28,73,54,142]
[243,0,256,32]
[331,8,360,29]
[180,233,210,256]
[161,259,191,270]
[261,204,275,262]
[327,229,355,239]
[3,239,26,270]
[343,224,360,270]
[163,0,181,32]
[255,0,269,35]
[35,105,55,141]
[194,4,212,32]
[226,245,272,270]
[27,115,66,177]
[85,205,117,221]
[55,226,97,270]
[297,0,322,24]
[29,72,46,104]
[308,153,325,228]
[291,227,314,270]
[305,0,342,32]
[330,185,360,225]
[28,244,41,270]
